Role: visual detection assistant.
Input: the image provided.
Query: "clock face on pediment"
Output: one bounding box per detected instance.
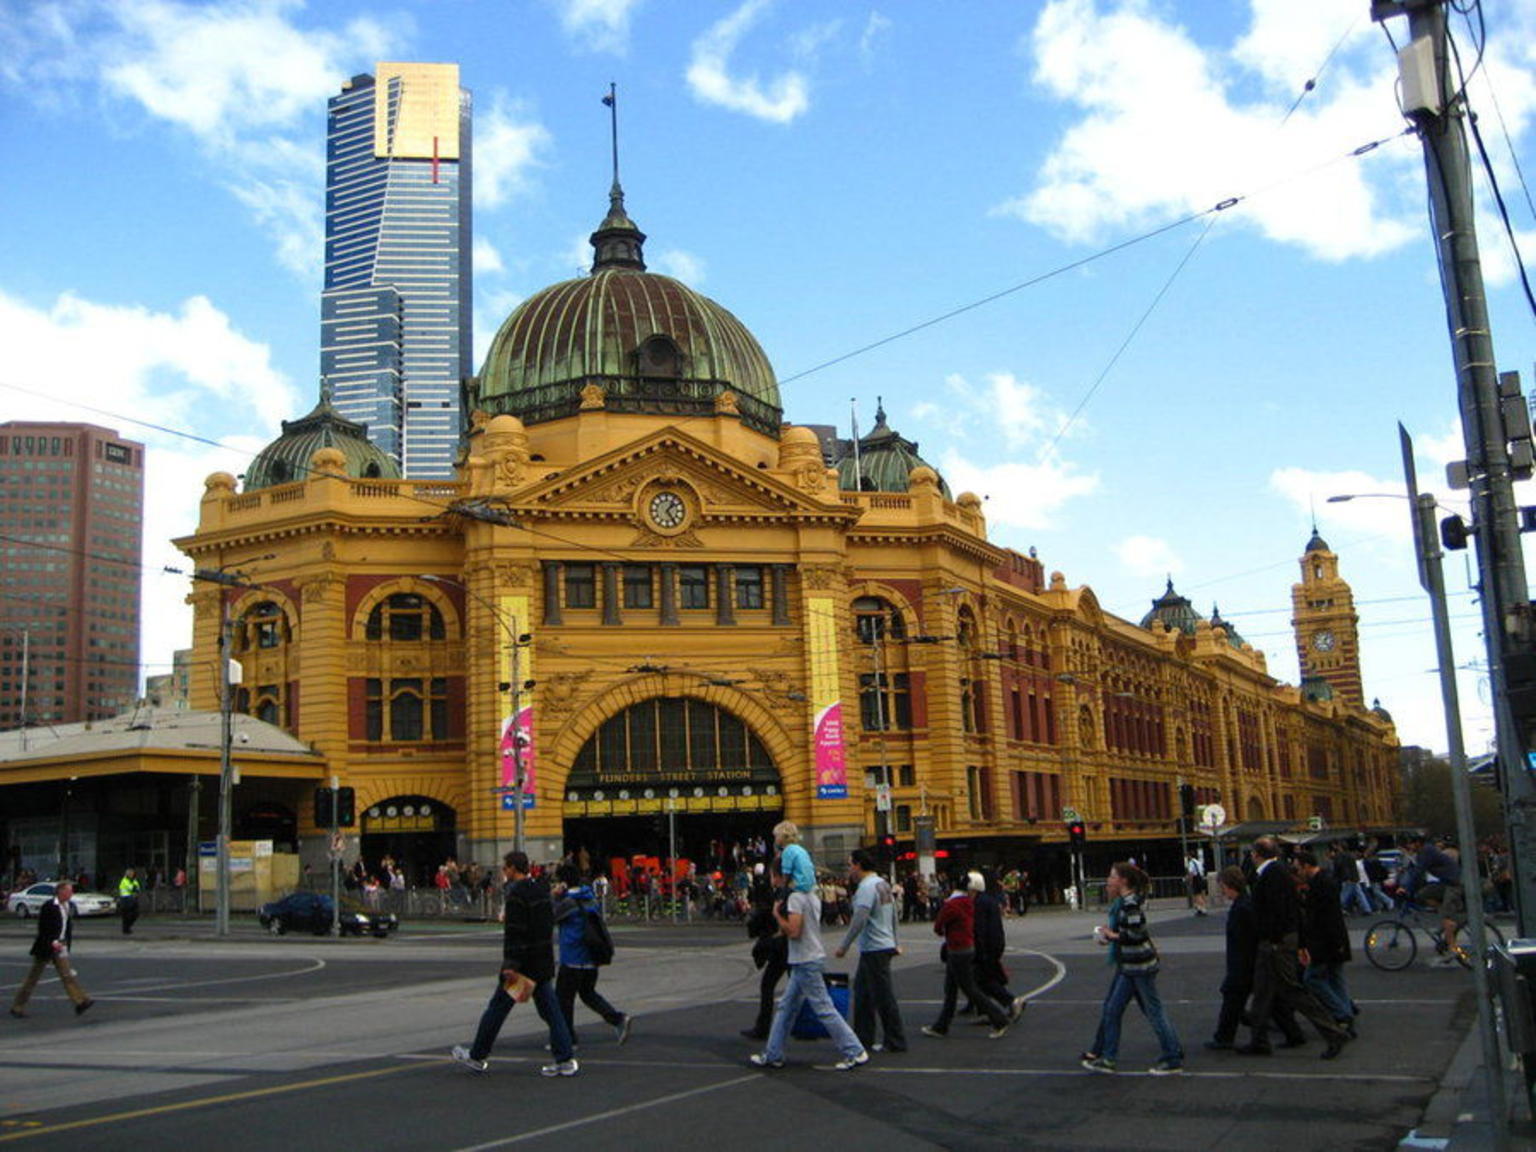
[648,490,686,529]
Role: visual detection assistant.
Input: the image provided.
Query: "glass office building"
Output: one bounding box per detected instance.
[321,63,472,479]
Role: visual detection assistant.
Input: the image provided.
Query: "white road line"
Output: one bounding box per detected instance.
[448,1073,760,1151]
[83,958,328,996]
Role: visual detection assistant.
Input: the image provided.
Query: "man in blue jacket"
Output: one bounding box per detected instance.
[553,864,631,1048]
[452,852,577,1076]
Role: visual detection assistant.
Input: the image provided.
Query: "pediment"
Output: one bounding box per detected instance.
[510,428,853,527]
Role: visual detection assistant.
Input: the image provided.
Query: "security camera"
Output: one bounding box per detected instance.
[236,732,250,744]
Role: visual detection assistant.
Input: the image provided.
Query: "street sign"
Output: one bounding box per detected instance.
[501,793,533,812]
[1308,814,1324,832]
[1197,803,1225,831]
[1062,806,1080,823]
[875,783,892,812]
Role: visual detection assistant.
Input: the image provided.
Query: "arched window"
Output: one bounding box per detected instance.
[233,601,293,730]
[853,596,912,732]
[366,593,446,641]
[958,607,985,734]
[236,601,289,653]
[356,588,458,744]
[365,677,449,742]
[852,596,907,642]
[567,697,778,797]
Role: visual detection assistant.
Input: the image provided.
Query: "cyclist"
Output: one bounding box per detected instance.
[1399,833,1465,968]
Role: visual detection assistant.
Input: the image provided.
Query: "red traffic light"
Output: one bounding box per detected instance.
[1068,820,1086,844]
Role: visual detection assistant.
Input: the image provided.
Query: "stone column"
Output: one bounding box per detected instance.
[716,565,736,626]
[602,563,621,626]
[771,564,791,627]
[542,561,563,626]
[659,563,679,627]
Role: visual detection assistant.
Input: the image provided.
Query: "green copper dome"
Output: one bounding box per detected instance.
[837,402,951,497]
[245,391,400,491]
[1140,579,1204,635]
[473,188,782,436]
[1209,603,1246,648]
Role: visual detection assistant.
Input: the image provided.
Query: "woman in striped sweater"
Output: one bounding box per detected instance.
[1081,862,1184,1075]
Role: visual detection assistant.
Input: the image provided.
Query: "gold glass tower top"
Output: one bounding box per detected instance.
[370,62,461,160]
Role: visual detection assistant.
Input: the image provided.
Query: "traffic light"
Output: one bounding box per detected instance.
[879,833,897,859]
[1178,783,1196,820]
[1441,514,1470,551]
[335,786,356,828]
[314,787,334,828]
[1068,819,1086,846]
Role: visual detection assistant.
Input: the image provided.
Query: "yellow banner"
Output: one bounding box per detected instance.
[806,597,847,799]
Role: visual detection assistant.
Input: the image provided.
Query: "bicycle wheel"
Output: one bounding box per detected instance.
[1452,918,1508,968]
[1365,918,1417,971]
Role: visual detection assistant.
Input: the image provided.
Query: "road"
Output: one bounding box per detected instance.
[0,904,1476,1150]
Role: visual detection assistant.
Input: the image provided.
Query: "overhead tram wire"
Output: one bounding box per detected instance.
[1462,4,1536,225]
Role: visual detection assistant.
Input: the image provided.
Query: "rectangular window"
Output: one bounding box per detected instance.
[565,564,596,609]
[734,566,764,609]
[679,565,709,609]
[622,565,653,609]
[895,804,912,833]
[898,764,915,787]
[390,678,424,741]
[365,678,383,741]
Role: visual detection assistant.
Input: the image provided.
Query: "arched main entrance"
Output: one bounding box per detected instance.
[360,796,456,886]
[562,696,782,872]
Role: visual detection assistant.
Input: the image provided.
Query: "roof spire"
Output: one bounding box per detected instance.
[591,83,646,273]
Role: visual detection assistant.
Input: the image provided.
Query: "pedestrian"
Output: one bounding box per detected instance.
[834,849,907,1053]
[773,820,816,895]
[1185,850,1208,916]
[1296,851,1357,1035]
[1205,866,1257,1050]
[748,855,869,1071]
[118,867,142,935]
[1237,837,1349,1059]
[1081,862,1183,1074]
[451,851,578,1077]
[741,861,788,1040]
[9,881,93,1018]
[921,872,1014,1039]
[552,864,632,1048]
[973,868,1028,1023]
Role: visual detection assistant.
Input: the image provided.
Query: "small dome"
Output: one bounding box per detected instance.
[1301,675,1335,703]
[1371,697,1394,723]
[475,188,782,437]
[245,390,400,491]
[836,401,951,496]
[1210,603,1246,648]
[1306,526,1330,553]
[1140,579,1204,634]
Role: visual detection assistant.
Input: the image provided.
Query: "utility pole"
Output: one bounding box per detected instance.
[1402,423,1507,1145]
[869,617,894,882]
[216,607,235,936]
[1373,0,1536,933]
[509,612,526,857]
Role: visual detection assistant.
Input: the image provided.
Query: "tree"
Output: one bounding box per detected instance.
[1397,753,1503,840]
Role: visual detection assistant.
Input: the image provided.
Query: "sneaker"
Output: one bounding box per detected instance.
[75,999,94,1017]
[1078,1051,1098,1063]
[749,1053,785,1069]
[615,1016,633,1045]
[920,1025,947,1039]
[987,1022,1011,1040]
[1148,1059,1184,1076]
[1430,955,1461,969]
[451,1045,488,1073]
[540,1058,579,1077]
[1009,996,1028,1023]
[834,1050,870,1071]
[1081,1056,1117,1073]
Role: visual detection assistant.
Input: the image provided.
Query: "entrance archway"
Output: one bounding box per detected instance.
[360,796,456,886]
[561,696,782,873]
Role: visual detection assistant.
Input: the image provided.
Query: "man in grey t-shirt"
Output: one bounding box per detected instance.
[751,879,868,1070]
[835,849,906,1052]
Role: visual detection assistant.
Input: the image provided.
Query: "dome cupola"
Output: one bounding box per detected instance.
[245,385,399,490]
[836,400,950,496]
[1140,578,1204,635]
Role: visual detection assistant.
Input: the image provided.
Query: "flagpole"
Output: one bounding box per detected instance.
[850,399,862,491]
[604,82,619,191]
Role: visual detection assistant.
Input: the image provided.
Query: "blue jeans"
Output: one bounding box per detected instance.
[1303,961,1354,1022]
[1340,883,1373,917]
[1096,970,1182,1064]
[469,975,574,1062]
[763,960,865,1063]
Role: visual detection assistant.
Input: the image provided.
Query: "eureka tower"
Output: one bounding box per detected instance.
[322,62,472,478]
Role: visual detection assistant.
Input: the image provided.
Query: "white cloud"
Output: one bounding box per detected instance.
[476,94,553,209]
[1270,465,1419,551]
[916,371,1078,454]
[0,287,295,685]
[1117,534,1183,580]
[474,237,506,277]
[650,248,707,285]
[228,175,324,283]
[937,450,1099,532]
[473,288,525,369]
[686,0,810,124]
[859,12,891,69]
[1006,0,1420,261]
[549,0,642,54]
[791,19,842,62]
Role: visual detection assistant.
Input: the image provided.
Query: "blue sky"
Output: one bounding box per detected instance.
[3,0,1536,757]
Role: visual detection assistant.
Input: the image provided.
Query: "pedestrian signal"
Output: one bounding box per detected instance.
[1068,819,1086,846]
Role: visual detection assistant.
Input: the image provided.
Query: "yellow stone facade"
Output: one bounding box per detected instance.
[176,407,1400,875]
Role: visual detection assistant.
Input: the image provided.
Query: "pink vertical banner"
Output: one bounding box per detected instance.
[500,706,537,808]
[815,700,847,799]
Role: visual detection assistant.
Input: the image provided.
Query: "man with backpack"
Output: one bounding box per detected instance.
[553,864,632,1048]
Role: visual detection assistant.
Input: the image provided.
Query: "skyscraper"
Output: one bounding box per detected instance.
[0,422,143,728]
[322,62,472,479]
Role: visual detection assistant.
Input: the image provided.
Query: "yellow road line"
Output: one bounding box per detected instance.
[0,1061,421,1143]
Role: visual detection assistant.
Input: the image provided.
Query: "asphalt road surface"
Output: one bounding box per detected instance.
[0,905,1477,1150]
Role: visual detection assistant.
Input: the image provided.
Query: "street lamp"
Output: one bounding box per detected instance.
[420,575,531,856]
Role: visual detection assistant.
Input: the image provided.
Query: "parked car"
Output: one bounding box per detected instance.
[257,891,398,938]
[7,882,117,918]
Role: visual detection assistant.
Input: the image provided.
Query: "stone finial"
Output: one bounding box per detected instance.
[204,471,237,495]
[714,389,740,415]
[777,425,828,494]
[482,414,530,494]
[580,382,607,410]
[310,447,347,477]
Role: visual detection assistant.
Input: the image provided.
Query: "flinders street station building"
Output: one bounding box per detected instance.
[123,185,1398,885]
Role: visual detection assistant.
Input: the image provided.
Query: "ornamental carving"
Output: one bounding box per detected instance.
[580,383,607,410]
[497,564,536,590]
[800,565,845,591]
[298,573,340,605]
[539,671,593,717]
[587,474,647,505]
[714,389,740,415]
[630,527,704,549]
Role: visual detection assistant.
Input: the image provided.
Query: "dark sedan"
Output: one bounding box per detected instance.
[257,891,398,938]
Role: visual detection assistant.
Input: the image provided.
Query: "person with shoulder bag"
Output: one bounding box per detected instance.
[552,864,632,1048]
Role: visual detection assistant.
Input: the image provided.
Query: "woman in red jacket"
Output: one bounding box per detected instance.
[921,872,1014,1038]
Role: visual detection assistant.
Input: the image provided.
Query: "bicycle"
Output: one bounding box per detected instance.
[1363,896,1505,970]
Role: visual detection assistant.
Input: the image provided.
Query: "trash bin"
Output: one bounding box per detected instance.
[1490,939,1536,1109]
[791,971,850,1040]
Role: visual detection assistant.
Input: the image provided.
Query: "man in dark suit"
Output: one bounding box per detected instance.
[1297,850,1357,1033]
[9,881,93,1018]
[451,852,577,1077]
[1238,837,1348,1059]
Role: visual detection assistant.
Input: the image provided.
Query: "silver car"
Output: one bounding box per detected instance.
[7,882,117,918]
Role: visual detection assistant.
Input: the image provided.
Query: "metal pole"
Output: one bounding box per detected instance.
[1403,423,1508,1145]
[184,775,200,916]
[510,613,525,858]
[1178,775,1191,909]
[330,774,341,937]
[668,802,678,925]
[216,607,234,937]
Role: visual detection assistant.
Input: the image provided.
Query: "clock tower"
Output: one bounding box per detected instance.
[1291,527,1364,707]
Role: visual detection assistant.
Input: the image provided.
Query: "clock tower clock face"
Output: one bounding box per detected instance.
[648,491,686,529]
[1312,630,1336,652]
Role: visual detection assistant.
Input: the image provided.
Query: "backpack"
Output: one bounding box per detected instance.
[582,906,615,966]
